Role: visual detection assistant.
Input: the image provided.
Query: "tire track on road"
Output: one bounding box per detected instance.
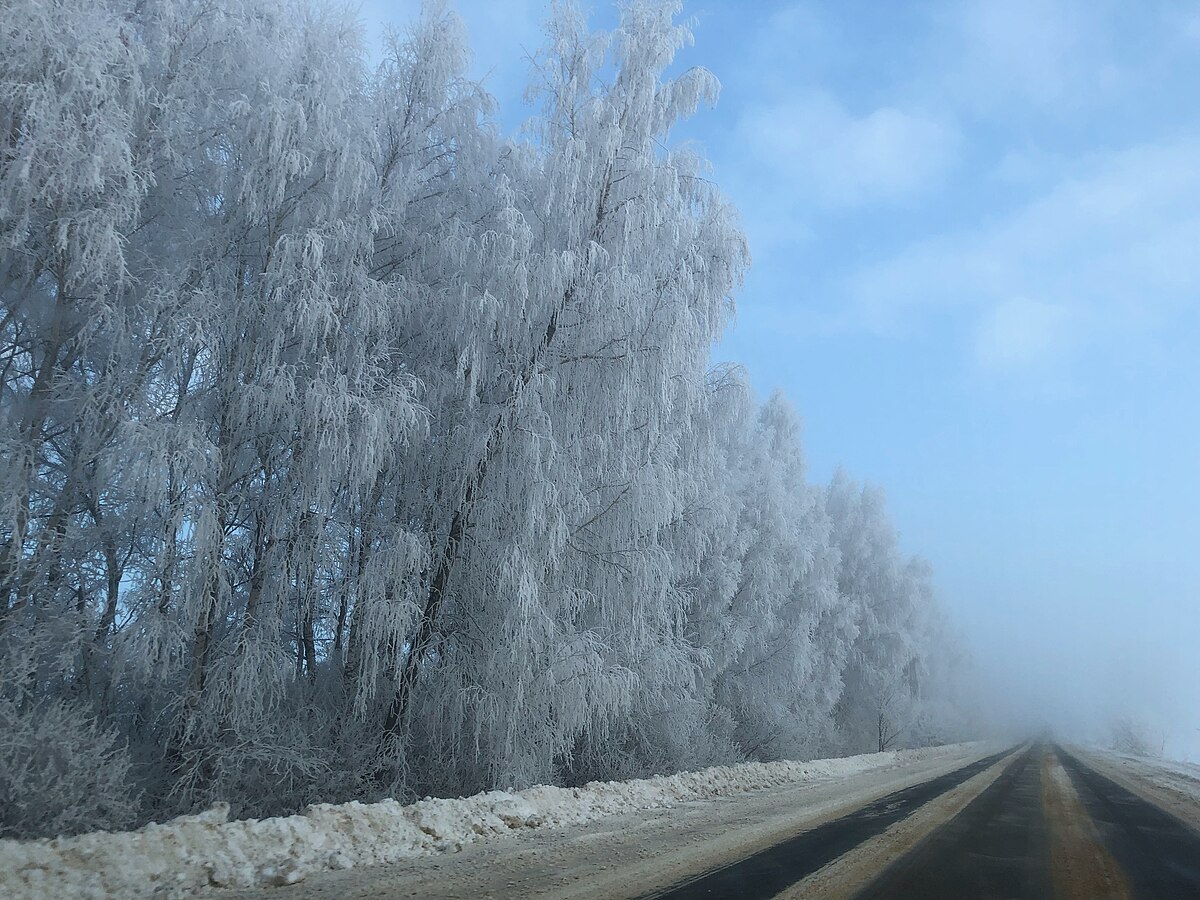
[852,744,1200,899]
[642,746,1017,899]
[1057,747,1200,897]
[853,746,1051,900]
[1041,748,1129,900]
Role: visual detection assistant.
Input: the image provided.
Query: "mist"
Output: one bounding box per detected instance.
[961,580,1200,760]
[668,0,1200,764]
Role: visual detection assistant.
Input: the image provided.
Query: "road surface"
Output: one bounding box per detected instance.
[659,744,1200,899]
[227,742,1200,900]
[645,749,1012,898]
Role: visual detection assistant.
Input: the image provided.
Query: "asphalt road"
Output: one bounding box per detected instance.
[644,749,1012,899]
[650,743,1200,899]
[1059,749,1200,897]
[856,745,1052,899]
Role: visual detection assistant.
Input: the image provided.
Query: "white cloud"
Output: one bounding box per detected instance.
[956,0,1083,99]
[844,136,1200,368]
[737,3,840,93]
[942,0,1121,113]
[738,92,961,210]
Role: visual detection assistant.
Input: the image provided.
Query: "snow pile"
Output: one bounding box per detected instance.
[1,741,987,899]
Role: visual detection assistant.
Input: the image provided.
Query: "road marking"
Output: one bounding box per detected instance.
[1041,748,1130,900]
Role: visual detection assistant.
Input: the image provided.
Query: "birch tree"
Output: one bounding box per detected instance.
[0,0,971,835]
[373,0,748,793]
[825,471,929,754]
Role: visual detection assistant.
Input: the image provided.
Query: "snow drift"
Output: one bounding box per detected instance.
[1,742,986,899]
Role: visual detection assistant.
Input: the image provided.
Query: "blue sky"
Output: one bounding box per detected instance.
[360,0,1200,757]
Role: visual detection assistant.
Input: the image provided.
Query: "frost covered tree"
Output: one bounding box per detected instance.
[1,0,426,816]
[0,0,971,837]
[705,392,843,761]
[824,471,947,754]
[369,0,749,793]
[671,388,842,766]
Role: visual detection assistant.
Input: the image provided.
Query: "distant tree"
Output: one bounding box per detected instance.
[825,473,936,754]
[1109,717,1156,757]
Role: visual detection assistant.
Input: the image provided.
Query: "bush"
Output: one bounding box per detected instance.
[1109,716,1158,757]
[0,699,139,838]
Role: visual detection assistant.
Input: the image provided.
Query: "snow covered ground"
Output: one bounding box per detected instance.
[1,742,989,899]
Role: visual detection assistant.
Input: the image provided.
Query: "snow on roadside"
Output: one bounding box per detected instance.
[1,741,987,899]
[1087,748,1200,802]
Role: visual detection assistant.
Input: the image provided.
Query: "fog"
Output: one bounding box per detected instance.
[961,578,1200,760]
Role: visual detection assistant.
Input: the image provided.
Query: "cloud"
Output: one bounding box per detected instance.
[844,136,1200,367]
[736,3,841,93]
[956,0,1087,99]
[939,0,1122,113]
[737,92,961,210]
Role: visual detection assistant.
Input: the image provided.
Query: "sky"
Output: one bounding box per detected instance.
[359,0,1200,759]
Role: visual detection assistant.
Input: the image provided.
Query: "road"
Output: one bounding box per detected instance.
[227,742,1200,900]
[656,744,1200,899]
[644,749,1013,899]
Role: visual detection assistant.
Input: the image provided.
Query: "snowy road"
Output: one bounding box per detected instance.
[220,743,1200,900]
[846,745,1200,898]
[649,748,1012,897]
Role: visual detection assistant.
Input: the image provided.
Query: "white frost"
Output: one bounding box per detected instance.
[0,742,986,899]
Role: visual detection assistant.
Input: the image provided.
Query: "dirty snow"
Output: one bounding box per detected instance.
[1077,746,1200,830]
[1,742,987,899]
[1104,752,1200,799]
[228,740,1001,900]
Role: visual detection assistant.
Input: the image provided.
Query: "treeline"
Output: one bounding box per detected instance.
[0,0,971,838]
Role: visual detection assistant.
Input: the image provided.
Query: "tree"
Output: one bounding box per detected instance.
[0,0,970,834]
[373,0,748,792]
[825,472,928,755]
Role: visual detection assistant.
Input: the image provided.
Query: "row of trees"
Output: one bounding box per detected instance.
[0,0,971,838]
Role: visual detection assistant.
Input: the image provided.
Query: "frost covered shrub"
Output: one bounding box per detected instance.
[0,699,138,838]
[1109,717,1158,757]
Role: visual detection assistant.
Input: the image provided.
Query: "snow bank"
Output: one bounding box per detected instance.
[0,741,987,899]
